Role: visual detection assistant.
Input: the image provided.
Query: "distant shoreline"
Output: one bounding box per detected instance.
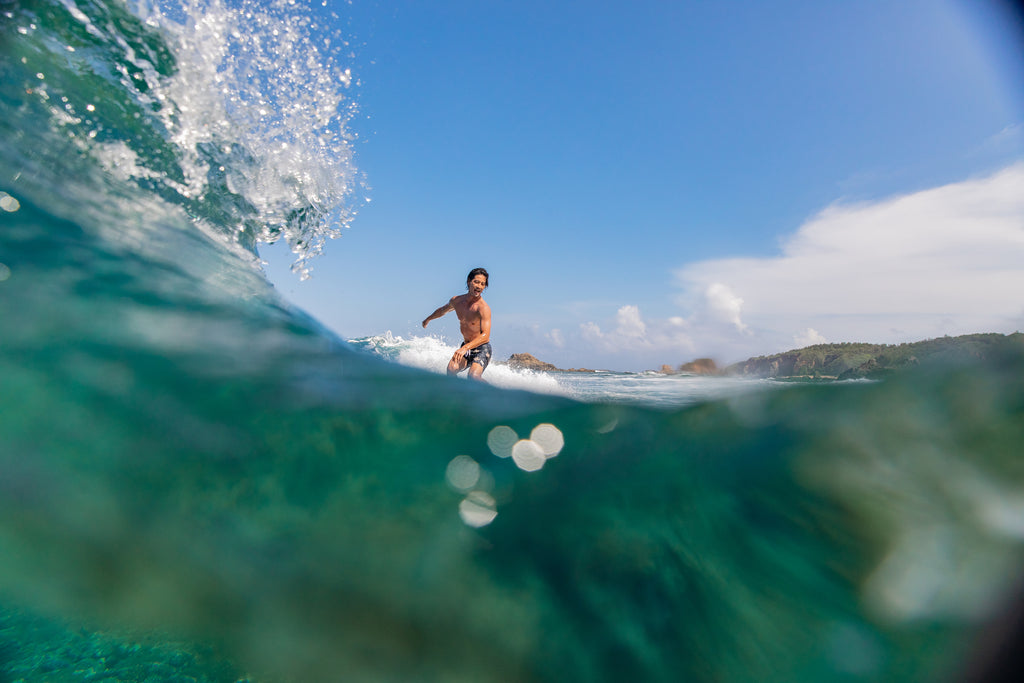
[504,332,1023,380]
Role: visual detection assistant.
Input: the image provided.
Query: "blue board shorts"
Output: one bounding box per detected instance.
[464,342,492,370]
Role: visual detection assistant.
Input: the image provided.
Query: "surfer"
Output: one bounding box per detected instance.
[422,268,492,380]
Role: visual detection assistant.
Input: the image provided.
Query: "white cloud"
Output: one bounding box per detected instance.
[704,283,747,332]
[579,306,648,350]
[580,321,604,342]
[614,305,647,340]
[794,328,828,347]
[675,163,1024,350]
[579,305,694,357]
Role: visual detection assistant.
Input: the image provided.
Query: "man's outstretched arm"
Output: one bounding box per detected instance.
[422,299,455,327]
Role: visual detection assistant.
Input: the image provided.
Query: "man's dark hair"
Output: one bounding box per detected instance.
[467,267,489,287]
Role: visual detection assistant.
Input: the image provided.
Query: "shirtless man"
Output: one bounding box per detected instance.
[422,268,492,380]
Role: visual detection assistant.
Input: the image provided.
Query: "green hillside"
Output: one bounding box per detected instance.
[725,332,1024,379]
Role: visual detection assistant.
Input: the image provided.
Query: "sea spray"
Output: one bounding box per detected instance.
[4,0,361,273]
[134,0,364,273]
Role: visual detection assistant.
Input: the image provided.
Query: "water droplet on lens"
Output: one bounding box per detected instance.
[530,423,564,457]
[459,491,497,527]
[512,440,546,472]
[445,455,480,491]
[487,425,518,458]
[0,192,20,212]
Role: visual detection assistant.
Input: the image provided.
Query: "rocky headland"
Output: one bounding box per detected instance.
[722,332,1022,379]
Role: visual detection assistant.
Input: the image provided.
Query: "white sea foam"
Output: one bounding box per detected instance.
[348,332,570,396]
[483,363,567,396]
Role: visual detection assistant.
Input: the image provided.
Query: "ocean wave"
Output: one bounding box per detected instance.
[348,332,570,396]
[3,0,360,274]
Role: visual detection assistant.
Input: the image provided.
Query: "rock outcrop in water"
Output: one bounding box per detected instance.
[678,358,719,375]
[506,353,557,372]
[504,353,596,373]
[656,358,720,375]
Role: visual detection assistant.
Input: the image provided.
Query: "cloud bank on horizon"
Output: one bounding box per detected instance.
[567,162,1024,366]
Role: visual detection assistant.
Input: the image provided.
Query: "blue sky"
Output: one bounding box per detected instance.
[260,0,1024,371]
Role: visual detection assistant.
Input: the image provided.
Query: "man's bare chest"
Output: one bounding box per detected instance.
[454,299,483,321]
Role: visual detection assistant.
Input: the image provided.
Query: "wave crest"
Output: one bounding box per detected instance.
[3,0,361,274]
[349,332,570,396]
[137,0,362,274]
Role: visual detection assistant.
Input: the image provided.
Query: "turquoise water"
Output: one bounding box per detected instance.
[3,2,1024,682]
